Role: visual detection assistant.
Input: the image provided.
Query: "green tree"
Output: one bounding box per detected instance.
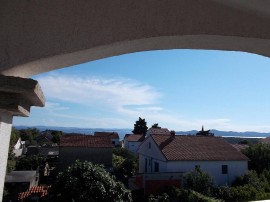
[16,155,46,170]
[242,143,270,173]
[51,130,63,144]
[19,128,40,146]
[184,167,214,196]
[132,117,148,135]
[6,128,20,173]
[113,148,138,178]
[51,160,132,202]
[151,123,161,129]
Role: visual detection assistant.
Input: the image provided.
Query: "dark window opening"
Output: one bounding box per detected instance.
[222,165,228,174]
[145,159,147,172]
[148,142,151,149]
[154,162,159,172]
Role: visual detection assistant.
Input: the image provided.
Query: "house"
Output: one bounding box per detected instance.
[25,145,59,161]
[231,143,249,152]
[124,134,145,153]
[137,134,249,193]
[13,138,25,157]
[5,171,39,200]
[146,128,171,137]
[35,131,54,146]
[17,185,50,202]
[260,137,270,144]
[196,126,214,136]
[59,134,113,169]
[94,132,120,147]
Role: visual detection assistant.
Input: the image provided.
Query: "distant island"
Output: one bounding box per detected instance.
[14,125,270,140]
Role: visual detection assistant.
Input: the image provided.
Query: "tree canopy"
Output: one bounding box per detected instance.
[132,117,148,135]
[113,148,138,179]
[242,143,270,173]
[151,123,161,129]
[51,160,132,202]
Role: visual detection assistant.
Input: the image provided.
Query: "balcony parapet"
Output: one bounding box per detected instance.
[0,75,45,117]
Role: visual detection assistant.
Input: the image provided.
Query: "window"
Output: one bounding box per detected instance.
[148,142,151,149]
[195,165,200,170]
[222,165,228,174]
[154,162,159,172]
[145,159,147,172]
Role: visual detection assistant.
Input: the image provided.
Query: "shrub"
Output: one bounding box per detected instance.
[51,160,132,202]
[148,193,170,202]
[165,186,223,202]
[184,167,214,195]
[242,144,270,173]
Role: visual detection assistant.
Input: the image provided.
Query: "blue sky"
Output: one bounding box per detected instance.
[13,50,270,132]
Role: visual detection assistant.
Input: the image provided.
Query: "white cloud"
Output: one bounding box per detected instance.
[38,75,161,113]
[33,74,270,133]
[45,102,70,111]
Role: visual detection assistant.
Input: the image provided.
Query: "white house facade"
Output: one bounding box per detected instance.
[13,138,25,157]
[124,134,145,153]
[94,132,120,147]
[137,134,249,186]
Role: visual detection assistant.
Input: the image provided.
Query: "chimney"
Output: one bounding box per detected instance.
[170,130,175,137]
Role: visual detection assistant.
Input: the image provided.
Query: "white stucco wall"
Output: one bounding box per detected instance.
[138,137,167,173]
[167,160,248,185]
[112,138,120,146]
[0,112,13,201]
[138,136,248,186]
[125,142,141,153]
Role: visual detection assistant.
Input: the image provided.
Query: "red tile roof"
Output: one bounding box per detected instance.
[94,132,119,139]
[125,134,145,142]
[147,128,171,135]
[18,186,50,201]
[260,137,270,144]
[60,135,113,148]
[231,144,249,151]
[151,135,249,161]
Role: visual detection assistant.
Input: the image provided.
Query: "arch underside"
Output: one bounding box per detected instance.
[3,35,270,78]
[1,0,270,77]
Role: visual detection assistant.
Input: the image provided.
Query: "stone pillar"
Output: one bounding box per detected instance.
[0,75,45,201]
[0,112,13,201]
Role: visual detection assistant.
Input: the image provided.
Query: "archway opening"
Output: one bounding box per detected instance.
[13,49,270,134]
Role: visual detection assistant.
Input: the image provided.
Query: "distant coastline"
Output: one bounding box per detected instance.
[14,125,270,141]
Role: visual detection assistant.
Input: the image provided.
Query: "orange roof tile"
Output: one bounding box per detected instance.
[147,128,171,135]
[152,135,249,161]
[60,135,113,148]
[94,132,119,139]
[18,186,50,200]
[231,144,249,151]
[260,137,270,144]
[125,134,145,142]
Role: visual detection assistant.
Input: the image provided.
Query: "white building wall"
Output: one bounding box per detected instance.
[112,138,120,146]
[138,137,167,173]
[0,113,13,202]
[127,142,141,153]
[167,160,248,185]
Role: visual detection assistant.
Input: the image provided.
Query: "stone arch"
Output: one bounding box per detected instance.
[1,0,270,77]
[1,0,270,200]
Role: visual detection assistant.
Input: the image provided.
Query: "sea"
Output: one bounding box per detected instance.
[14,126,270,141]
